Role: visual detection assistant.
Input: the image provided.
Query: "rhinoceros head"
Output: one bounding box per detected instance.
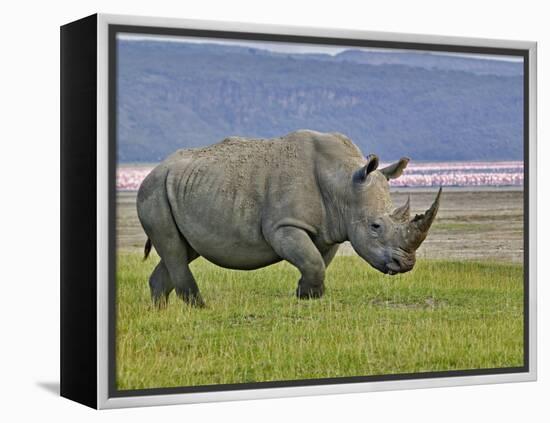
[347,155,441,275]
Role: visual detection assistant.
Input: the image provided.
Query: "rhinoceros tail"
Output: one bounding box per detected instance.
[143,238,152,261]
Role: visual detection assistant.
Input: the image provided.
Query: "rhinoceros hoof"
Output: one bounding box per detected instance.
[187,295,206,308]
[177,291,206,308]
[151,295,169,310]
[296,284,324,299]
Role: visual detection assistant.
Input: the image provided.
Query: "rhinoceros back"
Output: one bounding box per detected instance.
[163,134,318,269]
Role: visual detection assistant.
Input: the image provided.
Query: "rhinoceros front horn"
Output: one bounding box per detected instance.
[405,187,442,250]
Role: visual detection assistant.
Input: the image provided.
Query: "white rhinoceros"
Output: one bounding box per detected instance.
[137,130,441,307]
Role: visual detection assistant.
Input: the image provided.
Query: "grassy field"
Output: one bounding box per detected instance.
[116,252,524,391]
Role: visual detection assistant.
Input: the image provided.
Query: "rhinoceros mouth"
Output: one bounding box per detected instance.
[384,253,415,275]
[386,261,400,275]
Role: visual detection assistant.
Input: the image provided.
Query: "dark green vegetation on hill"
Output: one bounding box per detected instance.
[117,40,523,163]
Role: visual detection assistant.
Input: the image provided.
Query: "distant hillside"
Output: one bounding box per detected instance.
[333,50,523,76]
[117,40,523,163]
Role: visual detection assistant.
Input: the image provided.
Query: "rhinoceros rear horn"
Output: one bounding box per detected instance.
[391,195,410,223]
[406,187,442,250]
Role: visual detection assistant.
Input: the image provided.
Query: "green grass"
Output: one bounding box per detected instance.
[116,253,524,391]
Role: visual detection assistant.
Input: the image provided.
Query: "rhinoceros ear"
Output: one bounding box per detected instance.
[353,154,379,183]
[379,157,410,180]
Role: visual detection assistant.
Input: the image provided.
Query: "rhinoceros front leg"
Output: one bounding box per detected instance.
[269,226,326,299]
[322,245,339,267]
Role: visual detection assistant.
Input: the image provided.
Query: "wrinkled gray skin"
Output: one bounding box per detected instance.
[137,130,441,307]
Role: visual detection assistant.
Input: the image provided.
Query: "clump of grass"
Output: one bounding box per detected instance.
[116,253,524,391]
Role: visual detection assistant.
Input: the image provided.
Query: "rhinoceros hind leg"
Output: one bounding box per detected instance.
[149,250,201,308]
[149,260,173,308]
[149,257,203,308]
[146,237,204,307]
[138,168,204,307]
[268,226,326,299]
[141,223,204,308]
[159,241,204,307]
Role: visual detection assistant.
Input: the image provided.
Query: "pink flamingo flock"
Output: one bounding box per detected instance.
[116,161,524,191]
